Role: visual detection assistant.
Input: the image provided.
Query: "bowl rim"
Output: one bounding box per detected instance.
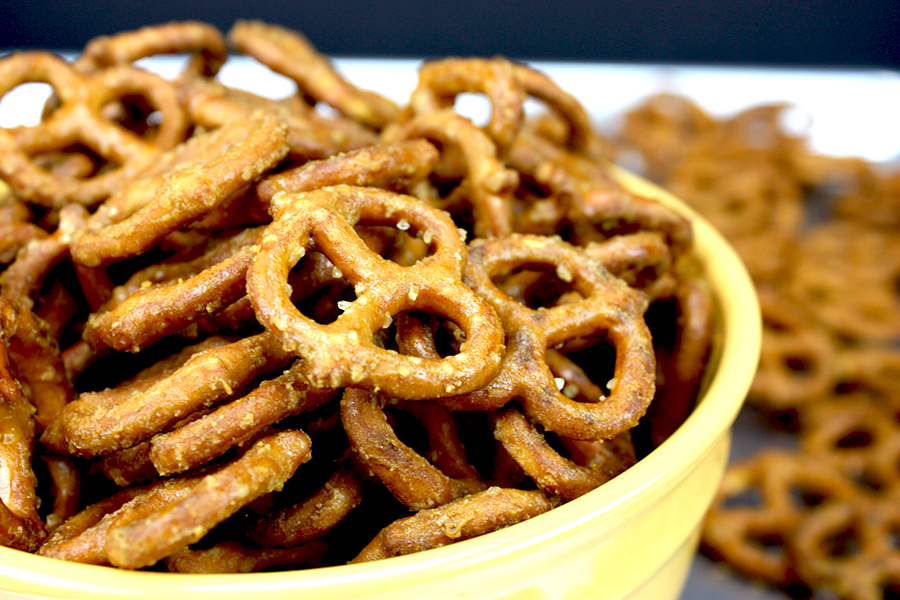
[0,167,761,596]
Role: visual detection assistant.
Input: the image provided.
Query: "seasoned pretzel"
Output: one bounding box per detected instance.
[351,487,559,562]
[410,57,526,156]
[0,52,186,207]
[749,285,837,411]
[81,227,265,353]
[492,407,635,500]
[0,298,72,431]
[508,129,693,254]
[341,388,485,510]
[177,76,380,161]
[642,273,714,446]
[70,110,289,267]
[382,110,519,238]
[166,540,329,573]
[791,500,900,600]
[247,456,366,548]
[247,184,505,399]
[38,456,81,533]
[228,20,400,129]
[702,450,861,586]
[105,429,312,569]
[442,234,655,441]
[75,21,227,79]
[0,203,89,309]
[149,362,334,475]
[42,332,293,457]
[785,219,900,342]
[0,302,45,551]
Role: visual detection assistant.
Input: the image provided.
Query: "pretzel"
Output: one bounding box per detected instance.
[70,110,289,267]
[784,219,900,342]
[75,21,228,80]
[382,110,519,238]
[642,273,714,446]
[701,449,861,586]
[251,138,441,224]
[618,92,718,180]
[0,302,46,552]
[408,57,525,156]
[228,20,400,130]
[81,227,265,353]
[166,540,330,573]
[440,234,655,441]
[106,429,312,569]
[42,332,294,457]
[666,152,803,283]
[351,487,559,562]
[38,456,81,533]
[0,203,89,310]
[177,76,380,162]
[791,500,900,600]
[0,298,72,431]
[341,388,486,510]
[834,345,900,413]
[246,184,506,399]
[507,129,693,255]
[492,407,635,500]
[749,285,837,412]
[0,52,186,207]
[149,362,335,475]
[247,455,366,548]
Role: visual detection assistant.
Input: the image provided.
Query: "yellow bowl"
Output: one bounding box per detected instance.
[0,167,760,600]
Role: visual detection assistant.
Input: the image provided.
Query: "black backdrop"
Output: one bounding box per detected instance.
[3,0,900,68]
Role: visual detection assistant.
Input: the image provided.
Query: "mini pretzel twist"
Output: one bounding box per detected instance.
[441,234,656,441]
[0,52,187,207]
[247,184,506,399]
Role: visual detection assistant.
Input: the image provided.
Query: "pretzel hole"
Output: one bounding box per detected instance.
[452,93,491,128]
[289,254,357,325]
[745,531,786,559]
[492,265,584,310]
[783,354,816,377]
[391,311,464,359]
[789,484,831,509]
[548,339,617,401]
[356,223,434,267]
[821,524,861,559]
[101,93,164,140]
[882,583,900,600]
[0,82,52,127]
[831,429,873,450]
[721,487,762,510]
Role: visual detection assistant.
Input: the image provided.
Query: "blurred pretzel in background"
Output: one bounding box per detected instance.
[616,86,900,599]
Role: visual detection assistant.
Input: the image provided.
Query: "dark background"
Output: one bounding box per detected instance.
[3,0,900,69]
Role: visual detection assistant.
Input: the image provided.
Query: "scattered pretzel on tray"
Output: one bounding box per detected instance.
[614,93,900,599]
[0,21,714,570]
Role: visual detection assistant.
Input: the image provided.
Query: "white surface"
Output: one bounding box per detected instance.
[1,55,900,162]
